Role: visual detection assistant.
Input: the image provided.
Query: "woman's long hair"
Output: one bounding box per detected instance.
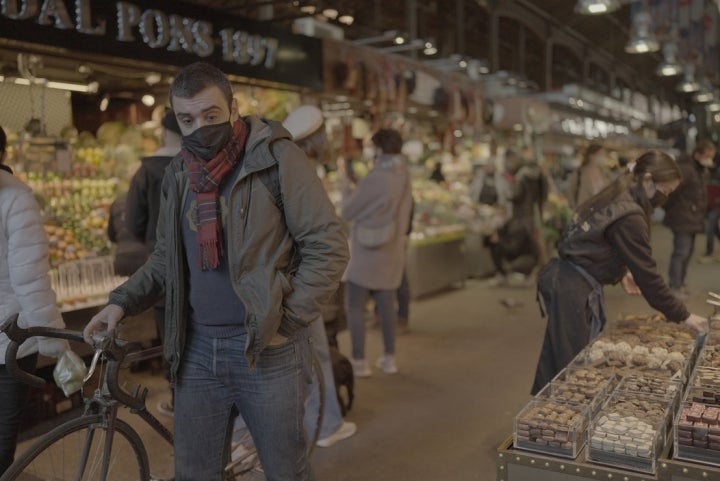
[576,150,682,226]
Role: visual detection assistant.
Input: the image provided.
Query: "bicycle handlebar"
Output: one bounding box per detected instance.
[0,313,148,410]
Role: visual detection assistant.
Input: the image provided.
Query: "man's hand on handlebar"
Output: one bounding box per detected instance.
[83,304,125,345]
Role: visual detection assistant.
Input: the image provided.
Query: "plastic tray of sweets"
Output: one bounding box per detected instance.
[587,391,674,474]
[674,401,720,468]
[514,398,589,459]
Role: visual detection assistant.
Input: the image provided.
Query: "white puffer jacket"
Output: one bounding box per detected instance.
[0,170,65,362]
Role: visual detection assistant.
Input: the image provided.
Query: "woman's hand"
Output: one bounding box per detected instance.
[684,314,709,334]
[621,272,641,296]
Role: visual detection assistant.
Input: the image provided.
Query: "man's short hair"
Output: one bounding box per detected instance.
[169,62,233,108]
[695,139,717,155]
[371,129,403,154]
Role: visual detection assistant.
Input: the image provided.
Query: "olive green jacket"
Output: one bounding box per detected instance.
[108,117,349,378]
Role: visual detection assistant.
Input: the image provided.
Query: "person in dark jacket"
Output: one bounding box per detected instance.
[84,62,348,481]
[662,140,716,298]
[125,109,182,416]
[532,150,708,395]
[107,192,148,277]
[126,109,182,252]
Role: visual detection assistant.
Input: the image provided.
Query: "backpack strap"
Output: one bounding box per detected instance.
[257,139,284,211]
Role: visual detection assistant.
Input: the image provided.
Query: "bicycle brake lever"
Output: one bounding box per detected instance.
[83,349,102,384]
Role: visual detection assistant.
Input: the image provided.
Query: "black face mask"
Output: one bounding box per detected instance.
[650,190,668,208]
[182,122,233,160]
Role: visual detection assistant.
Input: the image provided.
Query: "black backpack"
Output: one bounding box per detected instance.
[329,346,354,416]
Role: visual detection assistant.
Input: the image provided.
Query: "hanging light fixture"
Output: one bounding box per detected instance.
[677,64,700,93]
[693,81,714,103]
[625,9,659,54]
[575,0,621,15]
[656,41,681,76]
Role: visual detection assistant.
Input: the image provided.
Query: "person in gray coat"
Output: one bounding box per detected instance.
[663,140,716,298]
[340,129,413,376]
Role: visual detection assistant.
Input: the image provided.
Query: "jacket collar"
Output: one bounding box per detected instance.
[169,116,291,178]
[0,164,13,175]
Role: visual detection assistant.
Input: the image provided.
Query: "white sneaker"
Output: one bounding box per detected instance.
[350,358,371,377]
[375,354,398,374]
[316,421,357,448]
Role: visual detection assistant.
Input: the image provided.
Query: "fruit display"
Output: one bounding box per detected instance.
[18,173,119,266]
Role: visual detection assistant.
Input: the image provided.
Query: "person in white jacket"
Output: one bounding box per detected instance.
[0,126,68,474]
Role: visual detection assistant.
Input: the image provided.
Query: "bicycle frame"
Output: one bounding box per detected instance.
[0,314,175,481]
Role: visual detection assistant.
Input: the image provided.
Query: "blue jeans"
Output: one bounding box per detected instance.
[397,271,410,320]
[706,209,720,256]
[304,319,344,440]
[174,331,314,481]
[346,281,396,359]
[669,231,695,290]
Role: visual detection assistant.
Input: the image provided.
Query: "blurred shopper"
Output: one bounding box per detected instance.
[83,62,348,481]
[282,105,357,448]
[699,163,720,264]
[486,216,539,286]
[340,129,413,376]
[532,150,709,394]
[506,148,549,267]
[0,126,69,474]
[429,160,446,184]
[107,192,148,276]
[663,140,716,299]
[567,144,613,208]
[126,109,182,417]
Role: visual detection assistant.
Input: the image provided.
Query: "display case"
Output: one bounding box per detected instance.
[615,374,683,411]
[573,336,693,381]
[674,402,720,468]
[536,379,610,416]
[49,257,127,313]
[513,399,589,459]
[698,345,720,370]
[587,391,674,474]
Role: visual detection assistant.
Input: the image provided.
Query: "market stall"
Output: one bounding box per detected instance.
[496,310,720,481]
[0,0,322,315]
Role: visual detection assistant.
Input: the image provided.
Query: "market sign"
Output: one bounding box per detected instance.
[0,0,323,89]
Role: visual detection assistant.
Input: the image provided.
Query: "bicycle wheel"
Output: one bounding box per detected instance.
[2,414,150,481]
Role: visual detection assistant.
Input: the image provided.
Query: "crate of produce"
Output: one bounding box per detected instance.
[587,391,674,474]
[674,402,720,467]
[513,399,589,459]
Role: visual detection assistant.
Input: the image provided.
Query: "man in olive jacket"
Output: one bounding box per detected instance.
[663,140,716,297]
[84,62,348,481]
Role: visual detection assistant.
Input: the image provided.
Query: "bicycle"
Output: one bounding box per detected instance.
[0,313,324,481]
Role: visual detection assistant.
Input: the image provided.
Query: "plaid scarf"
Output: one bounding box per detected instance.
[183,119,249,270]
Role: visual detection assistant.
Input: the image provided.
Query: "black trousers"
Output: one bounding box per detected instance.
[531,259,594,395]
[0,353,38,474]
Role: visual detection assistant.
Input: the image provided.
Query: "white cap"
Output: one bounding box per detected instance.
[283,105,324,141]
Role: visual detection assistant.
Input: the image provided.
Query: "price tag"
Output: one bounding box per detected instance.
[56,148,71,174]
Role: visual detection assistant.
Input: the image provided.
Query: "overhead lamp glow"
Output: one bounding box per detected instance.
[299,5,316,14]
[394,36,406,45]
[99,94,110,112]
[141,94,156,107]
[145,72,162,85]
[574,0,621,15]
[458,60,468,68]
[338,14,354,25]
[322,8,338,19]
[656,41,681,77]
[677,65,700,93]
[423,46,438,56]
[625,10,659,54]
[708,102,720,112]
[6,77,99,93]
[693,87,714,103]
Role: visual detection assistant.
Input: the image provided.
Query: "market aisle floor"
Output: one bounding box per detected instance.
[17,225,719,481]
